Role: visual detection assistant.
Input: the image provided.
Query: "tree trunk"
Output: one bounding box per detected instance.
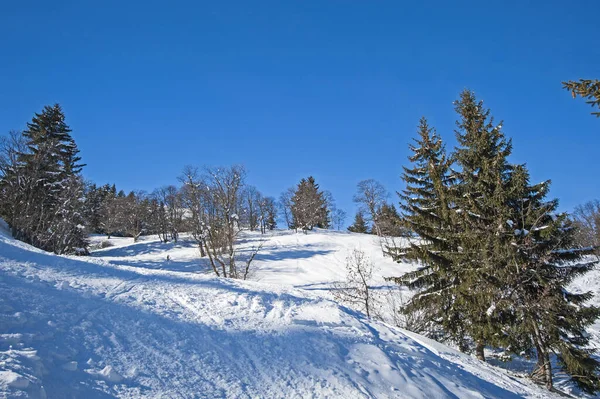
[531,322,553,390]
[475,340,485,361]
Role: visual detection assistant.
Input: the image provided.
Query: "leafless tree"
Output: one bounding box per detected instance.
[179,165,209,256]
[119,191,148,242]
[0,131,27,226]
[331,208,347,231]
[332,249,378,318]
[353,179,389,237]
[572,200,600,253]
[279,187,295,229]
[243,185,261,231]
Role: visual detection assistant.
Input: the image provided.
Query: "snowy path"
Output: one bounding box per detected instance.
[1,229,563,398]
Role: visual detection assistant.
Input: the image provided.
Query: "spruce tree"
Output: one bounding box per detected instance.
[291,177,328,233]
[563,79,600,117]
[450,90,517,360]
[388,117,464,347]
[502,165,600,393]
[347,211,369,233]
[8,104,87,253]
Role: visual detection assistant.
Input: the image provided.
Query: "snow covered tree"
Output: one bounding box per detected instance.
[347,211,369,233]
[201,165,251,278]
[179,165,209,257]
[0,130,27,227]
[290,176,328,233]
[500,166,600,393]
[1,105,88,254]
[99,184,119,238]
[563,79,600,117]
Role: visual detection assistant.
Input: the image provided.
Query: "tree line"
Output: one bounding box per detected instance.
[0,105,350,266]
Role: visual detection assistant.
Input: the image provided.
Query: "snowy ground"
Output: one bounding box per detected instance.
[0,225,584,398]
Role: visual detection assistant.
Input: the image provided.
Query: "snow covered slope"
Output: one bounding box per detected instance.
[1,228,562,398]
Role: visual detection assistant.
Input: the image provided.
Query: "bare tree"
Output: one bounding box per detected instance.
[179,165,209,256]
[332,249,378,318]
[201,165,260,279]
[353,179,388,237]
[572,200,600,253]
[152,185,185,242]
[119,191,148,242]
[0,130,27,226]
[278,187,295,229]
[332,208,347,231]
[243,185,261,231]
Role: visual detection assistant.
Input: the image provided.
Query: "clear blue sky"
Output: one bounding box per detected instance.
[1,0,598,221]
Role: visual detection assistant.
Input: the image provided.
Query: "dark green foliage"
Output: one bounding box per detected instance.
[291,176,329,232]
[450,90,517,357]
[501,166,600,393]
[348,211,369,233]
[1,105,88,254]
[563,79,600,117]
[389,116,462,346]
[391,91,600,393]
[375,203,407,237]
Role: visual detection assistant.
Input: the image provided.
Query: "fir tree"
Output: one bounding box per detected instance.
[7,104,87,254]
[563,79,600,117]
[450,90,517,360]
[291,177,328,233]
[347,211,369,233]
[501,165,600,393]
[388,117,463,347]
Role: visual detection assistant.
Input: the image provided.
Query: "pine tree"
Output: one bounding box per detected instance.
[291,177,328,233]
[500,165,600,393]
[7,104,87,254]
[347,211,369,233]
[563,79,600,117]
[450,90,518,360]
[388,117,464,347]
[375,203,406,237]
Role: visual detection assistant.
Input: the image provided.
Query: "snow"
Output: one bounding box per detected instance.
[0,226,569,398]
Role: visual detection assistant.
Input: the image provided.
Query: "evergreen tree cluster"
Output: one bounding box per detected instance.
[391,90,600,393]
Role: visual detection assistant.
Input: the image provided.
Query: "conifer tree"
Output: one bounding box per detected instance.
[388,117,464,347]
[450,90,518,360]
[563,79,600,117]
[501,165,600,393]
[5,104,87,254]
[347,211,369,233]
[291,177,328,233]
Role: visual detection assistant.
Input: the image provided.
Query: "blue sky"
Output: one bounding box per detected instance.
[1,1,598,222]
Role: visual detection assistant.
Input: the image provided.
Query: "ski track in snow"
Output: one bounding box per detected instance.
[0,225,579,398]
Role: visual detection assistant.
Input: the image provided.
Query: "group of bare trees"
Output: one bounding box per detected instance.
[178,165,269,279]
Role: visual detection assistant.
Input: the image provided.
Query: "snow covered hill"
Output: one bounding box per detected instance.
[0,227,570,398]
